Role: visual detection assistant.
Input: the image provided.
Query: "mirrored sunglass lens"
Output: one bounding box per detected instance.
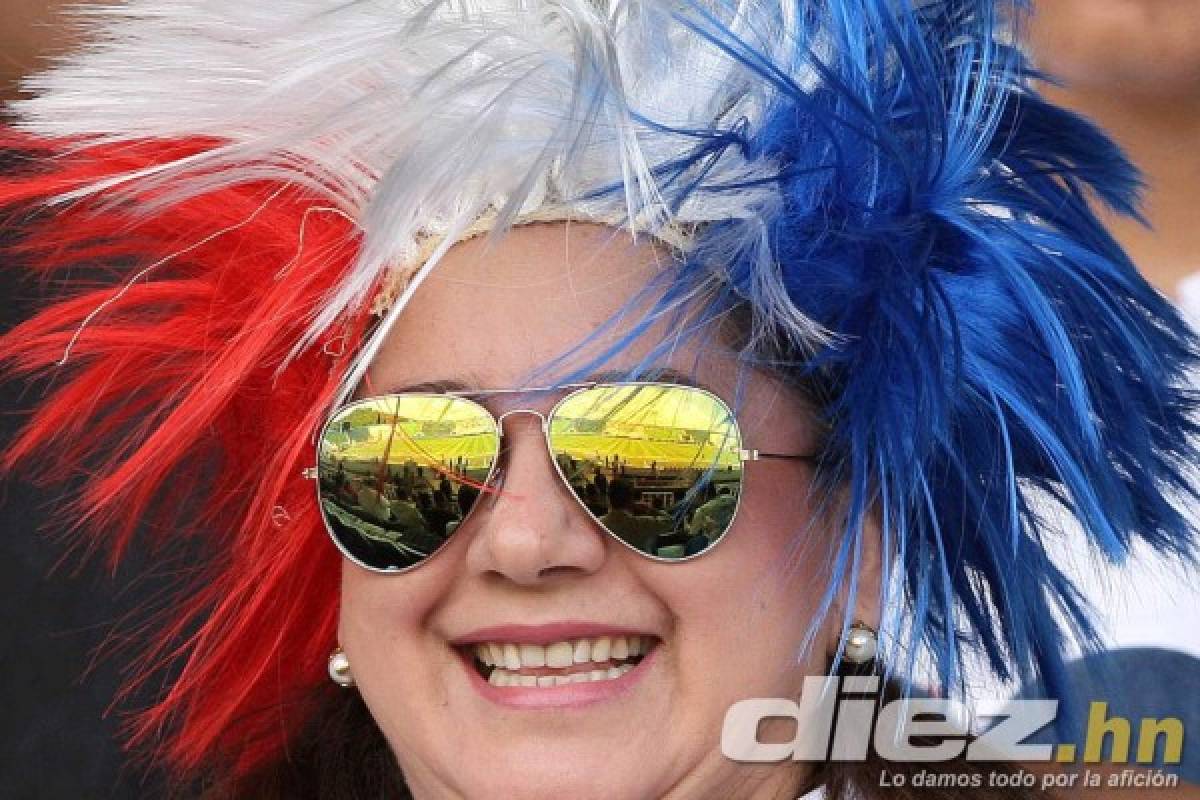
[317,395,498,570]
[549,384,743,560]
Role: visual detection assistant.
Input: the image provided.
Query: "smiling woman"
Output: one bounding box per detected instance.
[0,1,1197,799]
[334,225,836,798]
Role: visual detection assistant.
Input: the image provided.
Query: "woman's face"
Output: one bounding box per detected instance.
[339,223,845,800]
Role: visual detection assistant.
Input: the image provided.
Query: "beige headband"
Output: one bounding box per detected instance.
[368,207,701,317]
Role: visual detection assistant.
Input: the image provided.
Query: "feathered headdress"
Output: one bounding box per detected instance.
[2,0,1196,783]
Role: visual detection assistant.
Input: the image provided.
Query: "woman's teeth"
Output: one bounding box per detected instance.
[487,664,635,687]
[471,635,651,687]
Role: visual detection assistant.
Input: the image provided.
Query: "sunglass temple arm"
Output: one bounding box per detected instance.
[740,449,819,464]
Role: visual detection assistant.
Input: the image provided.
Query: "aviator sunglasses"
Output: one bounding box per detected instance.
[308,382,816,573]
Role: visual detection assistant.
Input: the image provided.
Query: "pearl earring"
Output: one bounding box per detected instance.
[328,647,356,688]
[843,622,879,664]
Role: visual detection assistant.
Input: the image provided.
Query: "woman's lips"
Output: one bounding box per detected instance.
[451,627,660,708]
[451,621,657,645]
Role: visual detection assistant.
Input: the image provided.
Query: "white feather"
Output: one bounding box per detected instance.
[11,0,824,400]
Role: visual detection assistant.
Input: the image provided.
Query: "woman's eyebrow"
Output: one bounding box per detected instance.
[383,379,476,394]
[380,368,709,395]
[586,367,704,390]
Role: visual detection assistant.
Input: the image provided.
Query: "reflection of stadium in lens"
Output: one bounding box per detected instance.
[316,384,749,570]
[317,395,500,570]
[549,384,744,561]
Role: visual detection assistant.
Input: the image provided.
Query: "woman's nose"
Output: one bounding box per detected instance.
[463,412,607,585]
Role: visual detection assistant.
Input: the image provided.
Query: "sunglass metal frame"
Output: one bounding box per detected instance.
[306,381,814,574]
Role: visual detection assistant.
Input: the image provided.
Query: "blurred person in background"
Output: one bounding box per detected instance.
[1014,3,1200,791]
[0,2,82,102]
[1031,1,1200,309]
[1025,0,1200,662]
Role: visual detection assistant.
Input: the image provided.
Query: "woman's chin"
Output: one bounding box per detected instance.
[410,740,678,800]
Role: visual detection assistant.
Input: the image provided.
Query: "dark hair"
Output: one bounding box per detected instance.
[186,681,1043,800]
[186,688,410,800]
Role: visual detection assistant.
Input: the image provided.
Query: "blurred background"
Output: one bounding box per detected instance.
[0,2,79,100]
[1023,0,1200,664]
[2,1,1199,796]
[1029,0,1200,311]
[2,4,184,796]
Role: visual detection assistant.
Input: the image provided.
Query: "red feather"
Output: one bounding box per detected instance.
[0,128,372,779]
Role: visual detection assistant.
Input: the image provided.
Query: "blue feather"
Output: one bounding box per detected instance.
[547,0,1200,708]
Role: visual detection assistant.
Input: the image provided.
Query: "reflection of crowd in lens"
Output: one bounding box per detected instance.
[557,453,740,558]
[323,448,740,561]
[323,459,485,551]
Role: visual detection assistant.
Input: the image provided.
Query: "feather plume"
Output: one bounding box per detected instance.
[649,0,1200,699]
[0,132,368,775]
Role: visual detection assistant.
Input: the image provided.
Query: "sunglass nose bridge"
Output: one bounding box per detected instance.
[494,408,550,436]
[484,408,553,508]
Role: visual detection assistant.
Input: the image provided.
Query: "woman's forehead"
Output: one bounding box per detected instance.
[427,222,670,293]
[370,222,688,385]
[364,221,818,451]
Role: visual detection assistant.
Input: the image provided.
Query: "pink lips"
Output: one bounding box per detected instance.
[451,622,659,710]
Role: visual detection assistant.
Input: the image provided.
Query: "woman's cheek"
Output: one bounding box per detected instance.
[646,471,831,712]
[337,559,455,737]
